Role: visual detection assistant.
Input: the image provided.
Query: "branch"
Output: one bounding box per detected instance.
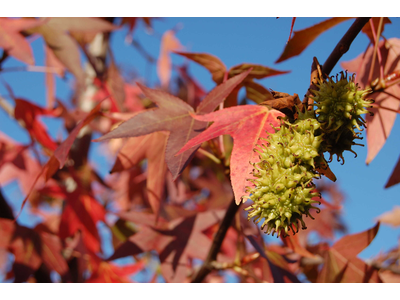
[322,17,371,76]
[303,17,371,104]
[191,198,241,282]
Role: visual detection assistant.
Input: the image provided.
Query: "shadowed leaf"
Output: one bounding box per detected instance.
[341,38,400,165]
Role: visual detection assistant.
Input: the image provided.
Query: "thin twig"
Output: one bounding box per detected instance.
[303,18,371,104]
[322,17,371,77]
[191,198,241,282]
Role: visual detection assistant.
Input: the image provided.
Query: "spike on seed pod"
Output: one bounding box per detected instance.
[245,112,322,236]
[309,71,373,160]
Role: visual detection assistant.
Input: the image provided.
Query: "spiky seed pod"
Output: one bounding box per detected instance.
[309,71,374,163]
[245,110,321,237]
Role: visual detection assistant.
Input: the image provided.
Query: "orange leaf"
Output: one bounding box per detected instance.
[275,17,353,63]
[157,30,182,88]
[174,52,227,84]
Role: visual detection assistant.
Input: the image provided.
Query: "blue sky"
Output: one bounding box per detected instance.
[1,17,400,273]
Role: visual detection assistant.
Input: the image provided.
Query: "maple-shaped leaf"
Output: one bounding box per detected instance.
[14,99,58,151]
[96,69,252,179]
[177,105,284,204]
[25,17,117,85]
[157,30,182,88]
[341,38,400,165]
[376,206,400,227]
[111,132,168,217]
[59,189,106,254]
[0,18,45,65]
[0,132,42,195]
[275,17,353,63]
[109,210,224,282]
[318,223,381,283]
[0,218,69,282]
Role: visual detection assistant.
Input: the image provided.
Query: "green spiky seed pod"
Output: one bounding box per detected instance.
[245,110,322,237]
[310,72,373,163]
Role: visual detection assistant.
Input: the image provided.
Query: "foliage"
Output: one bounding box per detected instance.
[0,17,400,283]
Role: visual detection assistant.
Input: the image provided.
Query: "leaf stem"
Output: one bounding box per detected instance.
[367,17,384,84]
[197,147,221,164]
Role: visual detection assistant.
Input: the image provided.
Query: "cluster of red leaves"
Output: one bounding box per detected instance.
[0,17,399,283]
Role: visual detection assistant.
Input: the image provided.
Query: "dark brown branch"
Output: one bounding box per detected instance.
[303,17,371,105]
[322,17,371,76]
[191,198,241,282]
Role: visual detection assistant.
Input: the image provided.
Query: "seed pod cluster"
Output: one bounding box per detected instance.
[310,72,373,163]
[245,110,322,237]
[245,72,373,237]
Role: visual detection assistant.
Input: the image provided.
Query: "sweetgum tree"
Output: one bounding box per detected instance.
[0,17,400,283]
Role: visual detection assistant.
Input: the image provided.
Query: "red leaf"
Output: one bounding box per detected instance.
[246,235,300,283]
[86,261,144,283]
[0,218,69,282]
[15,102,103,219]
[111,132,168,217]
[59,191,105,254]
[96,70,252,179]
[275,17,353,63]
[318,223,380,283]
[14,99,58,151]
[281,234,315,258]
[0,133,42,195]
[177,105,284,204]
[0,18,44,65]
[341,38,400,164]
[157,30,182,88]
[333,222,379,258]
[174,52,227,84]
[385,154,400,188]
[111,210,224,282]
